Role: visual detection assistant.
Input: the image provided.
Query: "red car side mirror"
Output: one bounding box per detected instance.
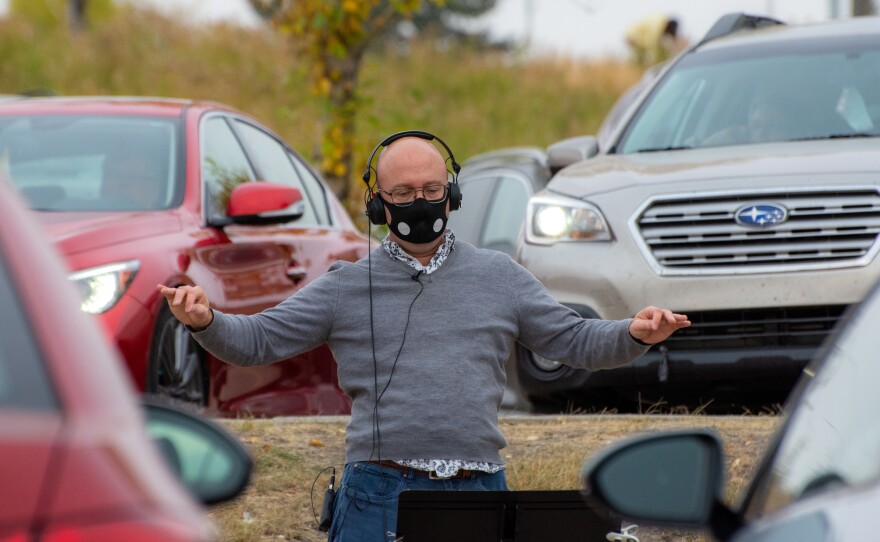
[223,182,304,226]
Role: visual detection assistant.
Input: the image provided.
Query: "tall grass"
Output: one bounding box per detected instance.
[0,5,642,213]
[359,42,642,157]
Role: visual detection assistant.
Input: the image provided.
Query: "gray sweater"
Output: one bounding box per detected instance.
[193,242,649,464]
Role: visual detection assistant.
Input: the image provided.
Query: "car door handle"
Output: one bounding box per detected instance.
[287,265,307,283]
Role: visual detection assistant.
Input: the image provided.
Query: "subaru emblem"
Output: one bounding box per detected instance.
[734,203,789,227]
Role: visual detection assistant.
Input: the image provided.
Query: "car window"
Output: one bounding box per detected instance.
[481,174,531,256]
[0,115,180,211]
[447,174,497,247]
[744,285,880,518]
[289,155,331,225]
[201,116,256,222]
[618,39,880,154]
[232,120,318,226]
[0,256,57,411]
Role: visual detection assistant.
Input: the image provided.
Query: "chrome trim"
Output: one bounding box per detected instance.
[629,186,880,276]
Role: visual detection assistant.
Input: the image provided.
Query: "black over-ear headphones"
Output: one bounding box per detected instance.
[362,130,462,225]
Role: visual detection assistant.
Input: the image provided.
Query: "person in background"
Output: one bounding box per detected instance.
[158,134,691,542]
[625,14,683,67]
[701,88,790,147]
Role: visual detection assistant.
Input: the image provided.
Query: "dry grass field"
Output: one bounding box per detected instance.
[213,414,780,541]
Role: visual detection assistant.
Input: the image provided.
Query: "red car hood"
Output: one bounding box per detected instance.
[34,211,183,257]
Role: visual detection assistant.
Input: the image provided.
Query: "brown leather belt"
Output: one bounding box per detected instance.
[365,460,477,480]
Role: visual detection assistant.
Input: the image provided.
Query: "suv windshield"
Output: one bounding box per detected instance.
[0,115,181,211]
[617,36,880,154]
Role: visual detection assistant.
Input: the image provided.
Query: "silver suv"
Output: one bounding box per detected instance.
[516,13,880,411]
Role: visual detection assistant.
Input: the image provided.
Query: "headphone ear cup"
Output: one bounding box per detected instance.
[366,195,387,225]
[449,182,461,211]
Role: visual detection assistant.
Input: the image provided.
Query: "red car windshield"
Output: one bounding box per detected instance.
[0,115,182,212]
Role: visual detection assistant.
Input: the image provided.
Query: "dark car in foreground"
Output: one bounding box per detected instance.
[0,96,368,417]
[0,179,251,541]
[513,14,880,412]
[582,272,880,542]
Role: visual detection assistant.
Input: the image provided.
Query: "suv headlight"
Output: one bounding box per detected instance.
[69,260,140,314]
[525,194,612,245]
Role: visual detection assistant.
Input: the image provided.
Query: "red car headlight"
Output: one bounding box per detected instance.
[68,260,140,314]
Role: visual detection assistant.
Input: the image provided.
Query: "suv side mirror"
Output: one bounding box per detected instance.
[547,136,599,174]
[581,430,729,528]
[144,403,253,505]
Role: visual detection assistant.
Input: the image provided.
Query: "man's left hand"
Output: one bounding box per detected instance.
[629,306,691,345]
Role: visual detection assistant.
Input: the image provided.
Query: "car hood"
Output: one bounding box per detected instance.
[549,139,880,199]
[34,211,182,257]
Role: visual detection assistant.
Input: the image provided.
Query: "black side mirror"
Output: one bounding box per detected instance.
[143,403,253,505]
[581,430,730,528]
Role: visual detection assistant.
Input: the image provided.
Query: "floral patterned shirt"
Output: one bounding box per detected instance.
[381,230,505,478]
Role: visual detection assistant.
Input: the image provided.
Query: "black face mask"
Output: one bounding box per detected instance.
[382,197,448,244]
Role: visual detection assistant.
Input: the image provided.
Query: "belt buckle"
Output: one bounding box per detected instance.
[429,469,468,480]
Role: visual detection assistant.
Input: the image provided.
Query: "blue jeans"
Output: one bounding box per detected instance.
[328,461,508,542]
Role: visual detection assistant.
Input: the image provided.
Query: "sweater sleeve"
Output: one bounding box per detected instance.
[506,258,649,370]
[190,264,341,367]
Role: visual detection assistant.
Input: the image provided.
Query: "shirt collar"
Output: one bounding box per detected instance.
[382,230,455,275]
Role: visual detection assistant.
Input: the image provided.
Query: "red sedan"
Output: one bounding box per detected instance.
[0,178,251,540]
[0,97,368,417]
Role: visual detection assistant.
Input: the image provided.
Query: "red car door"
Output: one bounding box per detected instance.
[189,112,365,416]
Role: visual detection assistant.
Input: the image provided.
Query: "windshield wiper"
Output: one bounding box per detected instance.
[634,145,693,153]
[789,132,877,142]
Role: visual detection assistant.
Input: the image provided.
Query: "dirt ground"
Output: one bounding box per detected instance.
[214,414,780,541]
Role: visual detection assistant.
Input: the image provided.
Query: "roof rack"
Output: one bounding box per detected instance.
[698,13,785,46]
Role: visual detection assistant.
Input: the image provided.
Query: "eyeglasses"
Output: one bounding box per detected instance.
[378,184,448,206]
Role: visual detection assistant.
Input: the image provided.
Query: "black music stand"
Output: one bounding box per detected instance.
[395,489,619,542]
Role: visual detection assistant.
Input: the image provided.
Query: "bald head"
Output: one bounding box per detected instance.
[375,137,447,190]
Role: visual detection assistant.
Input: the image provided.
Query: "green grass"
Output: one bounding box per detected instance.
[0,4,642,216]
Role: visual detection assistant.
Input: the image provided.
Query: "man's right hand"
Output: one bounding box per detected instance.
[157,284,214,330]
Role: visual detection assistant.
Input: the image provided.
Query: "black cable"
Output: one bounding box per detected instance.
[377,279,423,406]
[364,181,427,542]
[369,246,425,462]
[364,186,385,540]
[367,187,380,461]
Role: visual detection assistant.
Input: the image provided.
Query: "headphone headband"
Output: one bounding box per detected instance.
[361,130,461,186]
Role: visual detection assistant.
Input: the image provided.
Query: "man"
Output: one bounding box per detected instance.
[158,134,690,542]
[701,89,789,147]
